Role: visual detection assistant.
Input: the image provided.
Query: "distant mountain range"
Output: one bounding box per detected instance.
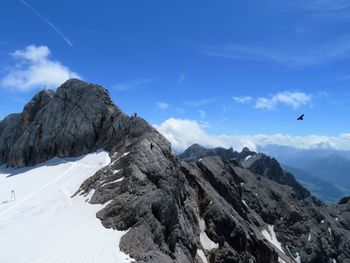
[259,144,350,203]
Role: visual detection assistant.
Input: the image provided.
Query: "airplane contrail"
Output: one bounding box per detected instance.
[18,0,73,47]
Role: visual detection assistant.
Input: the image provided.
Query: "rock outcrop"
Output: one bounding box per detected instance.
[0,79,148,167]
[241,152,311,199]
[178,143,236,162]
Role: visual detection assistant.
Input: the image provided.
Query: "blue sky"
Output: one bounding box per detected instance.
[1,0,350,150]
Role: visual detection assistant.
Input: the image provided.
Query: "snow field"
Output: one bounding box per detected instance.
[0,151,133,263]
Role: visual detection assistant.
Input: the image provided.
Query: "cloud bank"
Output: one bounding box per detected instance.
[154,118,350,152]
[1,45,80,91]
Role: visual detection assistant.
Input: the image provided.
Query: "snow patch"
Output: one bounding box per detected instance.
[278,257,287,263]
[328,227,332,235]
[335,217,339,221]
[84,189,95,202]
[321,219,325,224]
[286,246,301,263]
[103,177,124,186]
[294,252,301,263]
[307,233,311,242]
[261,225,284,254]
[0,151,133,263]
[122,152,130,157]
[244,155,252,161]
[198,217,219,251]
[197,249,208,263]
[113,169,122,175]
[242,200,248,208]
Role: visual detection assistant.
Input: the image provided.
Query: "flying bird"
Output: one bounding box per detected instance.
[297,114,304,120]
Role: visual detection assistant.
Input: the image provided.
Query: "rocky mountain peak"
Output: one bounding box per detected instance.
[55,78,116,110]
[0,79,157,167]
[242,146,250,153]
[178,143,235,162]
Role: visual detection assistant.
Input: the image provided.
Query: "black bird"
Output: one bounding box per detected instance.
[297,114,304,120]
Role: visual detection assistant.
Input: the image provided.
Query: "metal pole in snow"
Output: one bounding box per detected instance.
[10,190,15,201]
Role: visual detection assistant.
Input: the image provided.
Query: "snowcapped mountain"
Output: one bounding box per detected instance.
[0,79,349,263]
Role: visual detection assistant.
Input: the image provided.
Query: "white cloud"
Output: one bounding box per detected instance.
[233,96,252,104]
[112,79,151,91]
[154,118,227,152]
[0,45,80,91]
[157,102,170,110]
[255,91,311,110]
[154,118,350,152]
[198,109,206,118]
[340,133,350,140]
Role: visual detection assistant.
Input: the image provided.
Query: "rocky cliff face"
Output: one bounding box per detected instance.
[179,145,310,200]
[1,79,350,263]
[240,152,310,199]
[0,79,151,167]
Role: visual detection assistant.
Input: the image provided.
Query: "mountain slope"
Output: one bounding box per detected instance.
[0,151,133,263]
[240,152,310,200]
[0,79,350,263]
[179,146,350,262]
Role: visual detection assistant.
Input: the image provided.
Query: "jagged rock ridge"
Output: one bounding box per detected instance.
[0,79,153,167]
[178,143,237,162]
[179,144,310,199]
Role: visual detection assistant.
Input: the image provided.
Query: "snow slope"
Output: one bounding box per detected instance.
[198,217,219,251]
[0,151,133,263]
[261,225,285,254]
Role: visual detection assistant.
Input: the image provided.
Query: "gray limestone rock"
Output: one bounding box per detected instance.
[0,79,133,167]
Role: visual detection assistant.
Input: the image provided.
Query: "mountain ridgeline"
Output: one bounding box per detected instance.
[259,145,350,203]
[1,79,350,263]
